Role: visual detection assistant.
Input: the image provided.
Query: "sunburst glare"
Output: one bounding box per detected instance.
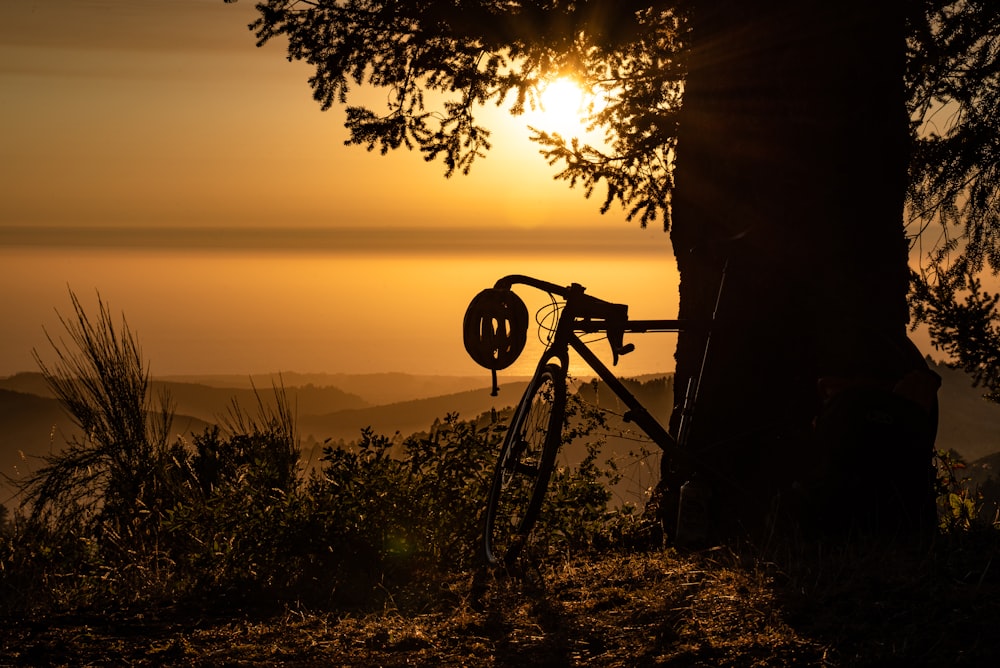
[524,76,594,139]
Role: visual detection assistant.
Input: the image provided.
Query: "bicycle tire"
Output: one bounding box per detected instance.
[480,363,566,569]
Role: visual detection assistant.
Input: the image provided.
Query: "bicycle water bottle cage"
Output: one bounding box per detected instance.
[463,287,529,371]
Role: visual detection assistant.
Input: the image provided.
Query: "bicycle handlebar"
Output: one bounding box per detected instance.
[492,274,694,334]
[493,274,630,316]
[491,274,700,366]
[492,274,570,295]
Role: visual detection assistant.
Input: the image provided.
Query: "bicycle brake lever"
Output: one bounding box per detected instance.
[608,330,634,365]
[605,303,632,365]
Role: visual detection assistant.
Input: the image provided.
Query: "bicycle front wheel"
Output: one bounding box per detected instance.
[480,363,566,569]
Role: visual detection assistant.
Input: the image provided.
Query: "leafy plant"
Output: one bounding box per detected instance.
[158,396,304,597]
[285,416,502,603]
[935,449,982,531]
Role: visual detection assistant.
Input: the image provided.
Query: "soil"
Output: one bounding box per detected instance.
[3,541,998,667]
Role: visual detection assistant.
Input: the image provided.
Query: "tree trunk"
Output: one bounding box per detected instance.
[665,0,934,542]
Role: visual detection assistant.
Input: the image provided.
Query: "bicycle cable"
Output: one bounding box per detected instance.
[535,292,562,345]
[534,292,614,350]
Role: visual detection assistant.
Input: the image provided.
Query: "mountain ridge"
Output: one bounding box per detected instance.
[2,364,998,502]
[153,371,523,406]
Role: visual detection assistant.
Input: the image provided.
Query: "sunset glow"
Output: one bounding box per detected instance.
[0,1,674,380]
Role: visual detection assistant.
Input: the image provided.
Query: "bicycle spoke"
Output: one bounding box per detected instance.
[511,460,540,477]
[481,364,566,569]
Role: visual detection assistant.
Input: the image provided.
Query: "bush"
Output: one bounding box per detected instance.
[0,292,660,613]
[158,402,303,598]
[935,449,983,532]
[281,415,502,604]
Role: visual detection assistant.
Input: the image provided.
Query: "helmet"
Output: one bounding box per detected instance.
[463,288,529,370]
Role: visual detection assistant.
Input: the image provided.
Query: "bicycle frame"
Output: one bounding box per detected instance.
[474,272,741,569]
[492,274,705,473]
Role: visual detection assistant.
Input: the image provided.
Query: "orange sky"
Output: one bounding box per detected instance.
[1,0,614,229]
[0,0,681,379]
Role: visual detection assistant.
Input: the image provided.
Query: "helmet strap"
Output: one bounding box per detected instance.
[490,368,499,397]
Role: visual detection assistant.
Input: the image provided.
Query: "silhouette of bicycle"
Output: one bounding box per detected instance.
[464,272,726,571]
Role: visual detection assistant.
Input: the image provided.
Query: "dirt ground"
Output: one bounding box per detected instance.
[3,541,998,667]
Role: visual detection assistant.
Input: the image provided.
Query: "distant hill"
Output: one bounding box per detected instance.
[0,373,52,398]
[155,372,517,406]
[0,388,212,498]
[297,381,532,445]
[0,389,76,481]
[148,380,369,423]
[2,363,997,508]
[0,373,529,499]
[932,359,1000,463]
[294,374,675,448]
[0,373,370,424]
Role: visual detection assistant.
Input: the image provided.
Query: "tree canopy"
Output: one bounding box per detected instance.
[241,0,687,226]
[238,1,998,275]
[906,1,1000,277]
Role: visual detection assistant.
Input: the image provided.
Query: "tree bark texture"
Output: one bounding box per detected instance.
[666,0,931,540]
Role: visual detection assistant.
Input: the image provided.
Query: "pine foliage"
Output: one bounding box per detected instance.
[244,1,999,245]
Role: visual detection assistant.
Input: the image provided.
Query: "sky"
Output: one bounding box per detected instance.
[0,0,680,379]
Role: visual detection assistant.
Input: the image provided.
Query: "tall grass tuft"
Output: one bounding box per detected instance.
[23,289,175,541]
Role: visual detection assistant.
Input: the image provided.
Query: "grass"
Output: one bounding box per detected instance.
[2,530,998,666]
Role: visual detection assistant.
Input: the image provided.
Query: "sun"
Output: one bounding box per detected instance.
[524,77,593,138]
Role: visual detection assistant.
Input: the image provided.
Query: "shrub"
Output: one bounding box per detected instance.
[158,394,304,598]
[282,415,502,604]
[935,449,982,532]
[0,291,652,613]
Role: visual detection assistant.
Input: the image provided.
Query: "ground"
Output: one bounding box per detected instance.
[3,537,998,667]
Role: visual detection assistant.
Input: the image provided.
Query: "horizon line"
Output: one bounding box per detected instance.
[0,225,673,256]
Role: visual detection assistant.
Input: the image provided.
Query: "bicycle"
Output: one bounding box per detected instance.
[463,271,727,571]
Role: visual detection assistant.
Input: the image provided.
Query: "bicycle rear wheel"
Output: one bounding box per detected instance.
[480,363,566,569]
